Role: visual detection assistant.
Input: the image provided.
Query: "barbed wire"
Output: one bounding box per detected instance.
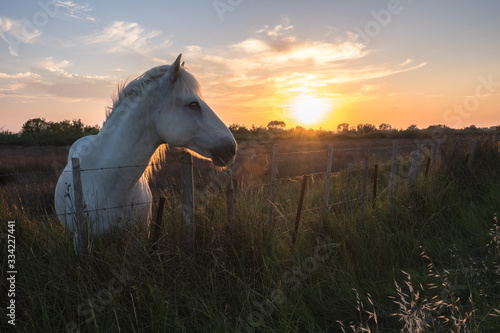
[52,200,158,219]
[0,141,447,179]
[277,197,362,218]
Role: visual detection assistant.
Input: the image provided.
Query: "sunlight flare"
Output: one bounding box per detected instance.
[289,96,331,125]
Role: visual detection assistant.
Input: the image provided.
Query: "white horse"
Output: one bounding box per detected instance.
[55,54,236,250]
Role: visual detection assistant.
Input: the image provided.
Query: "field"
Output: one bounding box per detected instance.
[1,136,500,332]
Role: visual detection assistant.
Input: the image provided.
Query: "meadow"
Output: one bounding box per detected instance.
[1,136,499,332]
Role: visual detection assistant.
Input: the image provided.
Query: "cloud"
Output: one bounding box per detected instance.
[0,57,115,103]
[0,1,94,56]
[256,17,294,39]
[0,16,42,56]
[186,20,427,89]
[184,20,367,93]
[39,57,72,74]
[80,21,170,54]
[54,1,96,22]
[0,72,41,80]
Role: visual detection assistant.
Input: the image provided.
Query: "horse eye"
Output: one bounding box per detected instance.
[188,101,201,110]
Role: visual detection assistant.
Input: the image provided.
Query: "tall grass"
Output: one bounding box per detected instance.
[0,138,499,332]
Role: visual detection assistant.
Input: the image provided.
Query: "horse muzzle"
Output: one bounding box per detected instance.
[210,141,237,167]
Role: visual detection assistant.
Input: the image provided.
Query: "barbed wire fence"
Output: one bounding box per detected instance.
[0,138,487,252]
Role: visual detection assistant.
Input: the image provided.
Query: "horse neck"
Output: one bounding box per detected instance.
[96,102,161,189]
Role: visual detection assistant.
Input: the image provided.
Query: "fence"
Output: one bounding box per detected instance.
[0,139,492,251]
[56,138,484,252]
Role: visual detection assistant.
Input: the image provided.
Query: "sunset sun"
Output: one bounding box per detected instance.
[289,96,331,125]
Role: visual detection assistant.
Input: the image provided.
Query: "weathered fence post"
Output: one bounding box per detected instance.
[181,152,195,252]
[372,164,378,209]
[71,157,88,255]
[150,197,165,248]
[291,175,308,251]
[361,144,370,217]
[409,144,423,188]
[324,144,334,213]
[344,163,353,224]
[268,144,278,232]
[424,157,431,178]
[226,169,235,237]
[389,140,398,199]
[433,139,440,172]
[468,139,477,168]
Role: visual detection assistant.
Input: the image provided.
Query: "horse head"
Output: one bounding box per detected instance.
[153,54,237,166]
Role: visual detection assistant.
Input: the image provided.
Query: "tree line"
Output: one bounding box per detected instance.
[1,118,100,146]
[1,118,499,146]
[229,121,500,141]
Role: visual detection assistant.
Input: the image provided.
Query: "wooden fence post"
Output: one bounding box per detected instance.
[433,139,440,172]
[324,144,334,213]
[468,139,477,168]
[291,175,308,250]
[424,157,431,178]
[181,152,195,252]
[71,157,88,255]
[409,144,423,188]
[372,164,378,209]
[268,144,278,232]
[226,169,235,237]
[344,163,353,224]
[361,144,370,217]
[389,140,398,199]
[150,197,165,247]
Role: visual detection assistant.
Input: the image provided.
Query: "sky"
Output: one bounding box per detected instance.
[0,0,499,133]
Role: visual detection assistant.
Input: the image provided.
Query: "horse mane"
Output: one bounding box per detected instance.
[105,64,202,121]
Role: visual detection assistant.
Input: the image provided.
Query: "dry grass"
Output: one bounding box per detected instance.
[1,137,499,332]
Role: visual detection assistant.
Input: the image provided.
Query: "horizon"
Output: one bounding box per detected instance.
[1,0,499,133]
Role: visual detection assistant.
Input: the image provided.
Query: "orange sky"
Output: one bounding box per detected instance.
[1,1,499,133]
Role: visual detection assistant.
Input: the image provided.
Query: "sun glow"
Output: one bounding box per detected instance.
[289,96,331,125]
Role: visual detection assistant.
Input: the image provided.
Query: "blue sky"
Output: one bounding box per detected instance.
[1,0,499,132]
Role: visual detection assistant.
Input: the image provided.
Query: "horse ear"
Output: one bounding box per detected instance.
[162,54,182,84]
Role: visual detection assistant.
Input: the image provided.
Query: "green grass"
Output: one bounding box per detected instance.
[1,138,500,332]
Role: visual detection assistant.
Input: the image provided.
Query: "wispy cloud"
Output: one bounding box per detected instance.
[0,72,41,80]
[0,17,42,56]
[80,21,169,54]
[39,57,72,74]
[54,1,96,22]
[0,1,95,56]
[0,57,115,103]
[256,17,295,39]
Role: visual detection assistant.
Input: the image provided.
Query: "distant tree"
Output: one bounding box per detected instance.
[228,123,250,136]
[356,123,376,135]
[48,120,73,133]
[71,119,84,132]
[22,118,50,133]
[464,125,480,132]
[249,124,267,136]
[295,126,306,131]
[83,123,100,134]
[267,120,286,130]
[378,123,392,131]
[406,124,418,131]
[22,118,99,135]
[425,124,446,131]
[337,123,349,133]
